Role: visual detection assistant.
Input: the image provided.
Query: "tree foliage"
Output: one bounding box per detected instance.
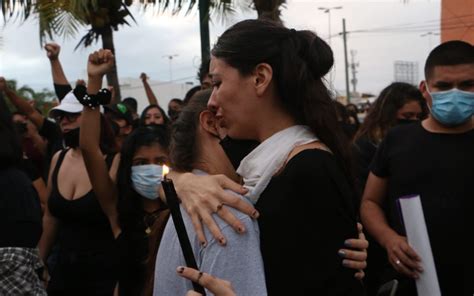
[5,79,56,115]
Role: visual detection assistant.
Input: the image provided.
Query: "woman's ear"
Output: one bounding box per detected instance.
[253,63,273,96]
[199,110,220,136]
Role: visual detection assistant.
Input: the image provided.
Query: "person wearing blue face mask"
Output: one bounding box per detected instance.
[131,164,164,200]
[79,49,171,296]
[361,40,473,296]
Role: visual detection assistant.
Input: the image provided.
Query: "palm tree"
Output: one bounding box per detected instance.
[1,0,134,103]
[38,0,138,103]
[0,0,284,99]
[252,0,285,24]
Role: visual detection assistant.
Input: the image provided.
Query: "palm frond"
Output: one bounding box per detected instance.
[1,0,33,20]
[35,0,87,44]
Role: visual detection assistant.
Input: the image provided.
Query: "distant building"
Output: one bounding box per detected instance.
[120,78,195,113]
[393,61,419,86]
[441,0,474,44]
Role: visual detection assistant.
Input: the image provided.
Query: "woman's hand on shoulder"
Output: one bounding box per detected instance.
[171,171,257,246]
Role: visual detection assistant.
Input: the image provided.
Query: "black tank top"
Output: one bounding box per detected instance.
[47,149,118,295]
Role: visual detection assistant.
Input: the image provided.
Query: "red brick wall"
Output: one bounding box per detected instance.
[441,0,474,44]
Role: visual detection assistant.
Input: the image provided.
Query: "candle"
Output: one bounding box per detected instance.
[162,168,206,295]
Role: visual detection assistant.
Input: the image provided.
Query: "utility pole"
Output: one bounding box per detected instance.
[318,6,342,47]
[350,50,359,94]
[420,31,440,50]
[342,18,351,103]
[199,0,211,65]
[162,54,179,81]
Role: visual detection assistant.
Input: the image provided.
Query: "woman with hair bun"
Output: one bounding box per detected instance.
[169,19,366,295]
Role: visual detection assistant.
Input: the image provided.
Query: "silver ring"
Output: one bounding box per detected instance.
[395,259,401,265]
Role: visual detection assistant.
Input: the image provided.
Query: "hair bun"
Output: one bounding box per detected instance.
[309,35,334,78]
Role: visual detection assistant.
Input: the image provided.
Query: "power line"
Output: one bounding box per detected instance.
[122,75,197,90]
[330,22,474,39]
[348,13,474,33]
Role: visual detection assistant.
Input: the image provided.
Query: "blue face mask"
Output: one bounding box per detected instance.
[427,86,474,126]
[131,164,163,200]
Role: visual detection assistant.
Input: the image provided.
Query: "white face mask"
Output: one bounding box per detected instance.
[131,164,163,200]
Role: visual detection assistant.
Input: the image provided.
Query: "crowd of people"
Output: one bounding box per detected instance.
[1,18,472,296]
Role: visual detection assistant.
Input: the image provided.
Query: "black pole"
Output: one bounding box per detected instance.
[162,178,206,295]
[199,0,211,65]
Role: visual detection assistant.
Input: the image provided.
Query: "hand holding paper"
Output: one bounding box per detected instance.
[383,232,422,279]
[398,195,441,296]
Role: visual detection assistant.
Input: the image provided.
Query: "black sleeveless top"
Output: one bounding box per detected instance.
[47,149,119,296]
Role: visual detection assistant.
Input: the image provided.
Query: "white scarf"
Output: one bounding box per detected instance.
[236,125,318,204]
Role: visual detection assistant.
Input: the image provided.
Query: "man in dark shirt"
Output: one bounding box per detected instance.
[360,40,473,296]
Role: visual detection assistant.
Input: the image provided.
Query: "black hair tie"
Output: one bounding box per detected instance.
[73,84,112,109]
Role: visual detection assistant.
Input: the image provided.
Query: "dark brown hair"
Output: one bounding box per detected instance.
[170,89,211,172]
[212,19,352,177]
[425,40,474,80]
[354,82,427,144]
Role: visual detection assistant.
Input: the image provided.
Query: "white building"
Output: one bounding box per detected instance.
[119,78,196,114]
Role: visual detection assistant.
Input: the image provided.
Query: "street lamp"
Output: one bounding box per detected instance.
[420,32,440,50]
[162,54,179,81]
[318,6,342,47]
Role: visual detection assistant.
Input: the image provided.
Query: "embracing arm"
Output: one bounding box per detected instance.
[79,49,121,238]
[140,73,159,106]
[360,173,421,278]
[165,170,255,245]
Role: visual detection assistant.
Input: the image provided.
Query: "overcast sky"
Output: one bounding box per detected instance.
[0,0,441,97]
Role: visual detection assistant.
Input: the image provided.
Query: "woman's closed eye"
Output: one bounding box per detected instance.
[211,81,221,89]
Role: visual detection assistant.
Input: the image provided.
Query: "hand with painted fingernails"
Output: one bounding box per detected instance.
[338,222,369,279]
[170,171,257,247]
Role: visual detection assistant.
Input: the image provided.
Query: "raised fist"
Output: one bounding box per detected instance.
[140,72,148,81]
[87,49,115,77]
[75,79,86,87]
[44,43,61,60]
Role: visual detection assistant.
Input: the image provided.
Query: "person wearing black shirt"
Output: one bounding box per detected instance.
[361,40,474,296]
[0,77,63,181]
[0,96,46,295]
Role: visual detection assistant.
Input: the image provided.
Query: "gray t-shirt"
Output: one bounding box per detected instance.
[153,173,266,296]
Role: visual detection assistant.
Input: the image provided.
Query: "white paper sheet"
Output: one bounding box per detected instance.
[398,195,441,296]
